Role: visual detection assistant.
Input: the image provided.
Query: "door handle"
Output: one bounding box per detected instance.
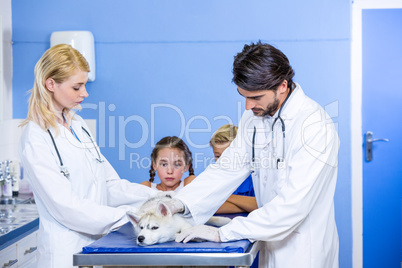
[365,131,389,162]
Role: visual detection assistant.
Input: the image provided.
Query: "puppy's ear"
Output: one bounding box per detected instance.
[126,211,141,225]
[156,201,172,217]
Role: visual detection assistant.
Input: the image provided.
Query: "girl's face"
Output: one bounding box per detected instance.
[212,142,231,162]
[46,69,89,114]
[153,147,189,188]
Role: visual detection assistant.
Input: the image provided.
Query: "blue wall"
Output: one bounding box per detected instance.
[12,0,352,266]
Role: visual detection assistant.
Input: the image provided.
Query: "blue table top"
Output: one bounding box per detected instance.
[83,223,250,254]
[83,213,251,254]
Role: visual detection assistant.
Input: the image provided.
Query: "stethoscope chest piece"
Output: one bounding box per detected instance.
[60,166,70,179]
[277,157,286,169]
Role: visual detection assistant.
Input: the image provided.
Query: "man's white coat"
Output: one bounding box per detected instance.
[175,84,339,268]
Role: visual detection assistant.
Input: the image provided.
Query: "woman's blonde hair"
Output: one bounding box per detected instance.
[210,124,238,148]
[20,44,90,131]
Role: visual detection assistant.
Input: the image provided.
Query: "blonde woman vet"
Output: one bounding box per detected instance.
[19,44,157,268]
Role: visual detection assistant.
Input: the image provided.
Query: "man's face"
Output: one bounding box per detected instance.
[237,80,289,117]
[237,87,280,117]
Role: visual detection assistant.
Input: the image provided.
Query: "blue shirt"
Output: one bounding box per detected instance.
[230,174,257,268]
[232,175,254,197]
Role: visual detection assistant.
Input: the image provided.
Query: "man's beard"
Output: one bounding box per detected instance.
[252,93,280,117]
[261,98,280,117]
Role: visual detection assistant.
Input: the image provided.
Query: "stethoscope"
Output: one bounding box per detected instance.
[47,126,104,179]
[251,86,293,171]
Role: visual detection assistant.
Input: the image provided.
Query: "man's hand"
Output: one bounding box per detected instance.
[176,225,221,243]
[162,198,185,214]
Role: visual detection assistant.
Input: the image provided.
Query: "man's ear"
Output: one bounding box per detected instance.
[45,78,56,92]
[278,80,288,94]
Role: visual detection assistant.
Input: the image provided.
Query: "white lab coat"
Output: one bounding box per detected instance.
[175,83,339,268]
[19,114,157,268]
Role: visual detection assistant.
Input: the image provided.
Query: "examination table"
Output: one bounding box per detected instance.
[73,214,261,267]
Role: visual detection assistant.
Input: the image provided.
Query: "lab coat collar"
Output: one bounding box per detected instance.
[70,116,85,141]
[246,113,272,148]
[53,112,85,147]
[247,83,306,146]
[265,82,304,122]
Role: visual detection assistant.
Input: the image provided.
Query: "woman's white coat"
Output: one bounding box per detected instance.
[19,115,157,268]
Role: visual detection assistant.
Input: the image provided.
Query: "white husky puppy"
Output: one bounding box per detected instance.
[127,194,231,246]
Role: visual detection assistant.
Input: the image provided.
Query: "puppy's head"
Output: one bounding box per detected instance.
[127,202,176,246]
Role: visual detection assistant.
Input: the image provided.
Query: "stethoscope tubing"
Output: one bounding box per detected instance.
[251,85,293,171]
[48,129,64,167]
[48,126,103,178]
[81,127,103,163]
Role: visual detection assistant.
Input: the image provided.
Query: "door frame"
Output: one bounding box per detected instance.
[351,1,402,267]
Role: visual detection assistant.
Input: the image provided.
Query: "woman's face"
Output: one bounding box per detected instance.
[46,69,89,114]
[153,147,189,188]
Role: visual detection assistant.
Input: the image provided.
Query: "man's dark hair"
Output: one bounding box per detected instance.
[232,41,295,91]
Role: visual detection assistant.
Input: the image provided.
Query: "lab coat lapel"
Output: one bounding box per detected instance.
[252,117,272,150]
[54,122,81,149]
[279,83,304,121]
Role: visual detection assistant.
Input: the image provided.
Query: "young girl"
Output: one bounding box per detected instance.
[211,124,258,214]
[141,136,196,192]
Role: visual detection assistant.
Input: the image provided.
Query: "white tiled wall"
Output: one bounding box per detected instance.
[0,119,24,162]
[0,119,96,161]
[0,119,28,193]
[1,0,13,122]
[0,119,96,193]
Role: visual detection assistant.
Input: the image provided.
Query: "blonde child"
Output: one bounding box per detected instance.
[141,136,196,191]
[142,130,257,214]
[211,124,258,214]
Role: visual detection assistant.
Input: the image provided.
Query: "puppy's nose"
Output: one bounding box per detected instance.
[138,235,145,243]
